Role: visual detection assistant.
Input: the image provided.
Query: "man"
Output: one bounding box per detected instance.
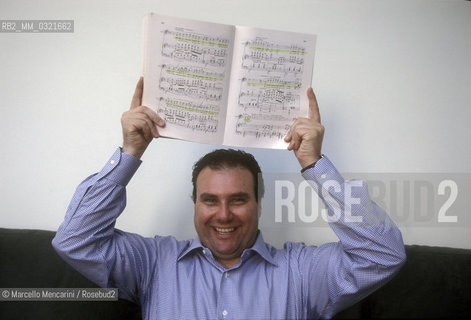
[53,78,406,319]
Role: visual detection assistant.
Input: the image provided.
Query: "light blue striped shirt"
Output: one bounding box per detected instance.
[53,148,406,319]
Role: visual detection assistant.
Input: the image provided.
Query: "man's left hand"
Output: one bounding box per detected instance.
[284,87,325,169]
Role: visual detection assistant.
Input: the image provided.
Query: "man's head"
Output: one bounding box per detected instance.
[191,149,264,203]
[191,149,264,268]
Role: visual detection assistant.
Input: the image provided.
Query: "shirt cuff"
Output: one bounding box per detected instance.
[300,156,345,186]
[98,148,142,186]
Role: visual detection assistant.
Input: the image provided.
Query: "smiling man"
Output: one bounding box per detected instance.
[193,153,261,268]
[53,78,406,319]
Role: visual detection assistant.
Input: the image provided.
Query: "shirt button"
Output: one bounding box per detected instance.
[202,249,206,255]
[321,173,327,179]
[110,160,115,165]
[222,310,228,317]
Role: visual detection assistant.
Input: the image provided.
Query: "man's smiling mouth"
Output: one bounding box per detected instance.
[214,227,235,234]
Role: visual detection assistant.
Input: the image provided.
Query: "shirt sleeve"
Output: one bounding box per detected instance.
[299,156,406,318]
[51,148,152,303]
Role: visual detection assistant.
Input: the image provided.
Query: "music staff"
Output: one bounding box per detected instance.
[157,98,220,133]
[161,29,230,67]
[235,121,291,139]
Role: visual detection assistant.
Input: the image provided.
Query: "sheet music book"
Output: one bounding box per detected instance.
[142,13,316,149]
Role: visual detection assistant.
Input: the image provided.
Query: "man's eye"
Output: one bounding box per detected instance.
[232,198,247,204]
[203,198,217,204]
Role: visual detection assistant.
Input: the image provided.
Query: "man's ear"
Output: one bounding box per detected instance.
[257,203,262,218]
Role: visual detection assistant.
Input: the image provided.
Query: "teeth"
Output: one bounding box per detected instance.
[215,227,235,233]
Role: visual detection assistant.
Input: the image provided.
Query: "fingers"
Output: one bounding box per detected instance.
[307,87,321,123]
[284,88,322,150]
[284,118,315,151]
[128,77,165,130]
[121,78,166,158]
[130,77,144,109]
[121,105,166,158]
[124,110,155,139]
[285,88,324,168]
[122,106,165,138]
[139,105,165,128]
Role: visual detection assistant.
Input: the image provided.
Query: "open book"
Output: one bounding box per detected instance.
[142,13,316,149]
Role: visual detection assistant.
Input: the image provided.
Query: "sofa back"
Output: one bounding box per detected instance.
[0,228,141,320]
[336,244,471,318]
[1,228,470,319]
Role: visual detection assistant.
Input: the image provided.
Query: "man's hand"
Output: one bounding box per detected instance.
[284,87,324,169]
[121,77,165,159]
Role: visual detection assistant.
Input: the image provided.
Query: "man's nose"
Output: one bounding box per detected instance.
[215,202,232,222]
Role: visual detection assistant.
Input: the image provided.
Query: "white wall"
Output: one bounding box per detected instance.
[1,0,470,248]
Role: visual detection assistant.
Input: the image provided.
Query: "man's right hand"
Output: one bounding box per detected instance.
[121,77,165,159]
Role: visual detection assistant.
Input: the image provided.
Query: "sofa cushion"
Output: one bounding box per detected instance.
[336,244,471,319]
[0,228,141,320]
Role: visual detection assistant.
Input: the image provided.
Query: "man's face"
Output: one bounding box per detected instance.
[194,166,260,268]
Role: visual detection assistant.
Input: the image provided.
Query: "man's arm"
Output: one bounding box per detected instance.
[301,157,406,318]
[285,89,406,317]
[52,78,165,302]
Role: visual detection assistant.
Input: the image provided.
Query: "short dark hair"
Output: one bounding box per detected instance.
[191,149,264,203]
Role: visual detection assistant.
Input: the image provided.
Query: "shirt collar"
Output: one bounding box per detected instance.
[177,237,205,262]
[245,231,278,266]
[177,231,278,267]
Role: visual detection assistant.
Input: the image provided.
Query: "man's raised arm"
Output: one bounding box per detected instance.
[285,88,406,317]
[52,78,165,302]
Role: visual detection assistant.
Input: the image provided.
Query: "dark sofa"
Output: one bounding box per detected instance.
[1,228,470,319]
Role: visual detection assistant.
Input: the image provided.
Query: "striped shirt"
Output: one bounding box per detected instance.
[53,148,406,319]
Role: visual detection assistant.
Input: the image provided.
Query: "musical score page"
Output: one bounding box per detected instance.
[223,26,316,149]
[142,14,235,145]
